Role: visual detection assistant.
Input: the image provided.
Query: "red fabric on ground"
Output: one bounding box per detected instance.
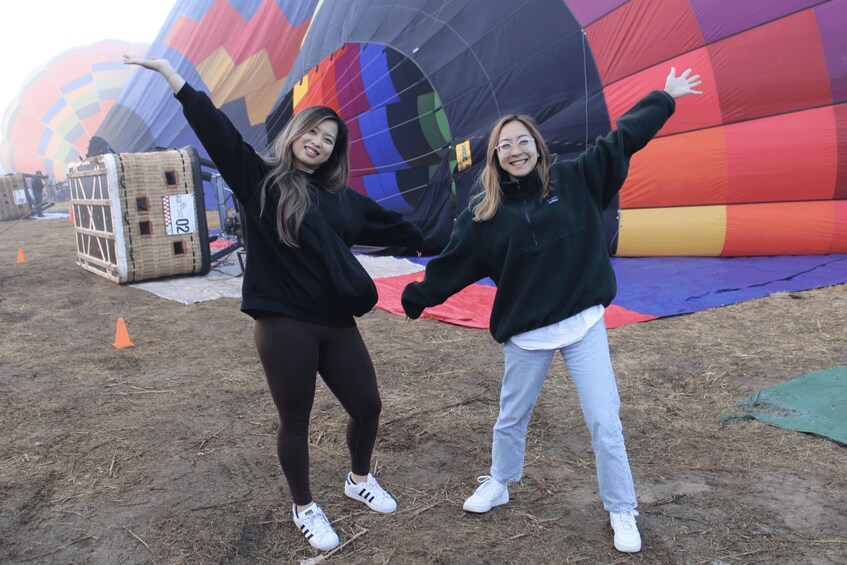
[603,305,658,328]
[210,239,233,250]
[374,272,656,332]
[374,272,494,329]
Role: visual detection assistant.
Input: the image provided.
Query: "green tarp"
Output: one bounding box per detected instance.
[726,366,847,446]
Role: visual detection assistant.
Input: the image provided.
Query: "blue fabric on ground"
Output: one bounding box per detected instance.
[612,255,847,316]
[407,254,847,314]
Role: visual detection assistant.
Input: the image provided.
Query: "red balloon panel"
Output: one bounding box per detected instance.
[604,47,721,137]
[710,10,832,125]
[725,106,837,204]
[585,0,704,85]
[835,103,847,200]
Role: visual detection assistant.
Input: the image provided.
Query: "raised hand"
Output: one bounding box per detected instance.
[123,55,171,73]
[664,67,703,99]
[123,55,185,93]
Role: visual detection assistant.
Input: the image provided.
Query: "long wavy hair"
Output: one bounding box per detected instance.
[472,114,553,222]
[260,106,349,247]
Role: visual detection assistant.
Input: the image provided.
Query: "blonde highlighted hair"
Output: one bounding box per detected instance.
[260,106,349,247]
[472,114,553,222]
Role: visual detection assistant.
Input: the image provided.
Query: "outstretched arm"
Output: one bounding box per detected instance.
[122,55,266,204]
[123,55,186,93]
[401,210,484,320]
[358,195,424,252]
[574,67,702,209]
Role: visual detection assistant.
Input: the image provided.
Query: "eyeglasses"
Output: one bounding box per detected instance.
[495,137,535,156]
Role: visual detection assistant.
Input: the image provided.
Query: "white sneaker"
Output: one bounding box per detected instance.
[462,475,509,513]
[292,502,339,551]
[610,510,642,553]
[344,472,397,513]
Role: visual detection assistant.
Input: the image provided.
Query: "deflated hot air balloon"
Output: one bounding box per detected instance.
[573,0,847,256]
[94,0,846,256]
[0,40,147,179]
[272,0,846,255]
[270,0,616,250]
[92,0,319,158]
[268,42,456,250]
[90,0,319,228]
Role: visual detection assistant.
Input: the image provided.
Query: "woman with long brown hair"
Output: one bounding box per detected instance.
[125,55,423,553]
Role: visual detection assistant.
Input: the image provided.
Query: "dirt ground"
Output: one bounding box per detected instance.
[1,209,846,565]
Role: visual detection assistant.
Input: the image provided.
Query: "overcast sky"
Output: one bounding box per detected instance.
[0,0,177,173]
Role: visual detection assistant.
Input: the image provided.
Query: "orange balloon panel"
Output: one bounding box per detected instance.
[830,201,847,254]
[4,106,45,149]
[294,58,340,114]
[723,201,839,256]
[621,126,728,209]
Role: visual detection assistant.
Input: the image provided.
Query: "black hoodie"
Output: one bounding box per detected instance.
[176,83,423,326]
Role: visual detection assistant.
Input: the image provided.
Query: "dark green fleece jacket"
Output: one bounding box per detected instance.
[402,90,675,342]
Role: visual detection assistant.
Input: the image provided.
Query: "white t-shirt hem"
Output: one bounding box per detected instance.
[508,304,605,351]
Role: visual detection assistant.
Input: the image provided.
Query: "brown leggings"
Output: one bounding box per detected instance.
[254,314,381,505]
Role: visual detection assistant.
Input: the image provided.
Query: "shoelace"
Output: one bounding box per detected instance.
[356,476,393,504]
[474,475,504,497]
[612,511,639,532]
[299,507,333,537]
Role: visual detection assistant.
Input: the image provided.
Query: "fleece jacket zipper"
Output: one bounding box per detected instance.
[522,199,538,246]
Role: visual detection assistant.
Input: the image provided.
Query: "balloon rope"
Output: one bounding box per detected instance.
[581,29,589,150]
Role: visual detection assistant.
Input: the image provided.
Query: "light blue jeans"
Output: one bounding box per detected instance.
[490,318,637,513]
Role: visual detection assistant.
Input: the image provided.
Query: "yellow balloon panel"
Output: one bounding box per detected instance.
[618,206,726,256]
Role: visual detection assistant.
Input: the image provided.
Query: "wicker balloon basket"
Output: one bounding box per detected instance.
[67,147,211,283]
[0,173,32,221]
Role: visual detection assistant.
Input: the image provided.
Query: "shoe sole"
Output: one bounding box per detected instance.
[344,489,397,513]
[614,542,642,553]
[306,536,339,552]
[462,494,509,513]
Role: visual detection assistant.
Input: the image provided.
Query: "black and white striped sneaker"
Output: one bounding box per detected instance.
[292,502,339,551]
[344,472,398,513]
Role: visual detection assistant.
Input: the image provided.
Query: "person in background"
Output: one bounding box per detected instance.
[402,68,702,553]
[31,171,45,217]
[125,55,424,553]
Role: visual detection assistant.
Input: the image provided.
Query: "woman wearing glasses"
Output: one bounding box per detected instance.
[402,68,701,553]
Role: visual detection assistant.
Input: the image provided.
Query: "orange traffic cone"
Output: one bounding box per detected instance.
[112,317,134,348]
[16,248,26,263]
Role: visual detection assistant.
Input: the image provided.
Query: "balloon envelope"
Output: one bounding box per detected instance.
[0,40,147,179]
[90,0,319,224]
[568,0,847,256]
[92,0,318,158]
[276,0,847,255]
[93,0,847,256]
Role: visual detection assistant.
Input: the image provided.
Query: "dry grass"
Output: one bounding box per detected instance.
[1,210,846,564]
